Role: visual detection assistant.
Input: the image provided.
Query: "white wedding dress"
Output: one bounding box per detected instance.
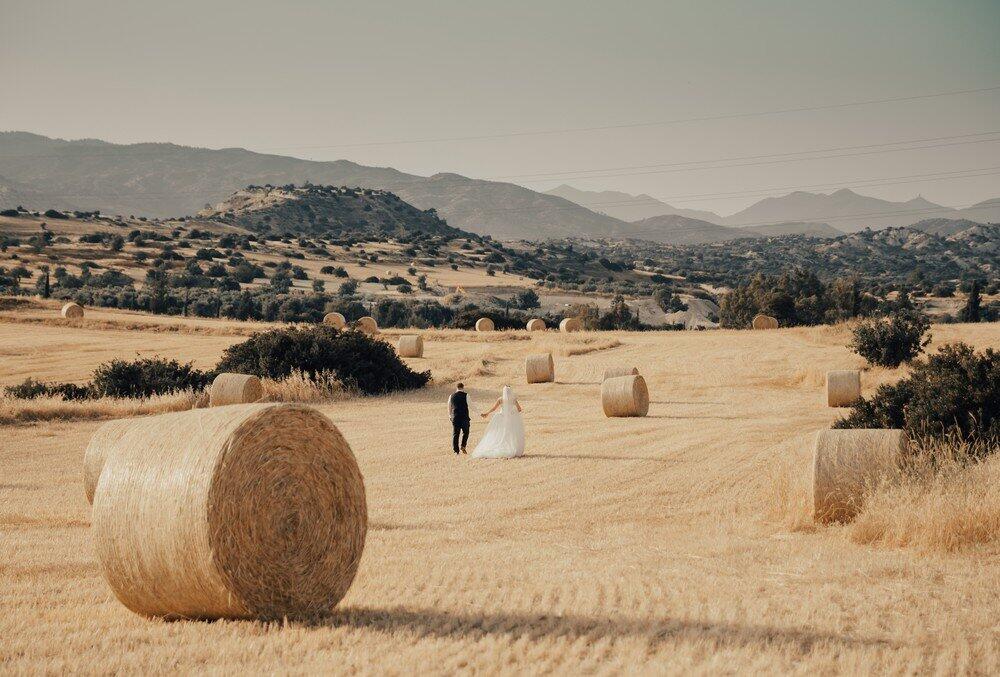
[471,386,525,459]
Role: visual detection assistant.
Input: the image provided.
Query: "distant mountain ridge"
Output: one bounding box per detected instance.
[544,184,723,223]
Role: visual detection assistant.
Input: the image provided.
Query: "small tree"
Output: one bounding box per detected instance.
[958,281,982,323]
[849,310,931,368]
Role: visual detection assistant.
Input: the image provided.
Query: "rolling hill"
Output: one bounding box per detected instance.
[544,184,723,223]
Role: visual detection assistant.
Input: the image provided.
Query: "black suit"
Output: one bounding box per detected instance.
[449,391,470,454]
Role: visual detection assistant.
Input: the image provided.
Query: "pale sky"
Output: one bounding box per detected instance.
[1,0,998,215]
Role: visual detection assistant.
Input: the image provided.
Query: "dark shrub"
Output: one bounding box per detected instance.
[214,325,429,396]
[4,378,92,400]
[849,310,930,368]
[834,343,999,448]
[91,357,213,398]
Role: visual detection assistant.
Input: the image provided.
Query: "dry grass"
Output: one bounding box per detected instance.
[2,313,1000,673]
[260,371,354,403]
[849,438,1000,553]
[0,391,199,426]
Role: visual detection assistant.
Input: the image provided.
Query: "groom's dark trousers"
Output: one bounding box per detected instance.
[452,419,470,454]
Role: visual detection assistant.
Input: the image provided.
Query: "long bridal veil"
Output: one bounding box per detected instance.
[471,385,525,459]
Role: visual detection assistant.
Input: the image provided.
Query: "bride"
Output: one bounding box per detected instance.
[471,385,525,459]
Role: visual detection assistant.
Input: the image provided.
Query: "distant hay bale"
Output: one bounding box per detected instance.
[525,352,554,383]
[602,366,639,381]
[356,316,378,334]
[559,318,582,333]
[475,317,495,332]
[397,334,424,358]
[827,370,861,408]
[601,374,649,417]
[61,302,84,319]
[751,314,778,330]
[526,318,546,332]
[90,404,367,620]
[323,312,346,329]
[82,419,134,505]
[812,428,908,524]
[209,373,263,407]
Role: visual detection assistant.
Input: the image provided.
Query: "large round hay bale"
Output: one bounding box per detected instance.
[397,334,424,358]
[91,404,367,620]
[356,316,378,334]
[827,370,861,408]
[751,314,778,330]
[601,374,649,417]
[61,302,84,319]
[82,419,134,505]
[559,317,582,333]
[812,428,907,524]
[526,318,546,332]
[323,312,346,329]
[475,317,495,332]
[525,352,554,384]
[209,373,263,407]
[602,366,639,381]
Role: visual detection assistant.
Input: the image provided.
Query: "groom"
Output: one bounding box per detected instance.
[448,383,472,455]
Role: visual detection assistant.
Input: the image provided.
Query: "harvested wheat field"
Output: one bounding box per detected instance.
[2,308,999,673]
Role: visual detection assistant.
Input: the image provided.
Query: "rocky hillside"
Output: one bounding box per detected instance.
[199,184,470,239]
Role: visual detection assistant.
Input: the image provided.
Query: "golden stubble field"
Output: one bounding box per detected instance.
[1,306,999,674]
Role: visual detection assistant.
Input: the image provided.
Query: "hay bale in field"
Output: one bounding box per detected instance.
[82,419,134,505]
[827,370,861,408]
[90,403,367,620]
[475,317,494,332]
[601,374,649,417]
[323,312,346,329]
[812,428,908,524]
[61,302,84,319]
[602,366,639,381]
[751,314,778,330]
[559,318,582,333]
[356,316,378,334]
[209,373,263,407]
[526,318,546,332]
[525,352,554,383]
[397,334,424,358]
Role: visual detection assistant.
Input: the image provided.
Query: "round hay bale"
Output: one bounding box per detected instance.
[323,312,346,329]
[209,373,263,407]
[91,404,366,620]
[525,352,554,384]
[475,317,495,332]
[82,419,134,505]
[751,314,778,330]
[397,334,424,358]
[602,366,639,382]
[559,317,582,333]
[356,316,378,334]
[827,370,861,408]
[526,318,546,332]
[61,302,84,319]
[812,428,908,524]
[601,374,649,417]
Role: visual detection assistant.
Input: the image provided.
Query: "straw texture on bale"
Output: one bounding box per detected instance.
[602,366,639,381]
[322,312,346,329]
[61,302,84,319]
[812,428,908,524]
[356,316,378,334]
[526,318,546,332]
[601,374,649,417]
[525,352,555,384]
[751,314,778,330]
[90,403,368,620]
[826,370,862,408]
[397,334,424,358]
[475,317,495,332]
[83,419,135,505]
[209,373,263,407]
[559,318,582,333]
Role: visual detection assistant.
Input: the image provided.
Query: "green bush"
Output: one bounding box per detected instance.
[834,343,999,447]
[4,378,92,400]
[91,357,213,398]
[214,325,429,396]
[848,310,930,368]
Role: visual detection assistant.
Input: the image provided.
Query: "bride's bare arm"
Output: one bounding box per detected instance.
[515,399,523,412]
[481,398,502,418]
